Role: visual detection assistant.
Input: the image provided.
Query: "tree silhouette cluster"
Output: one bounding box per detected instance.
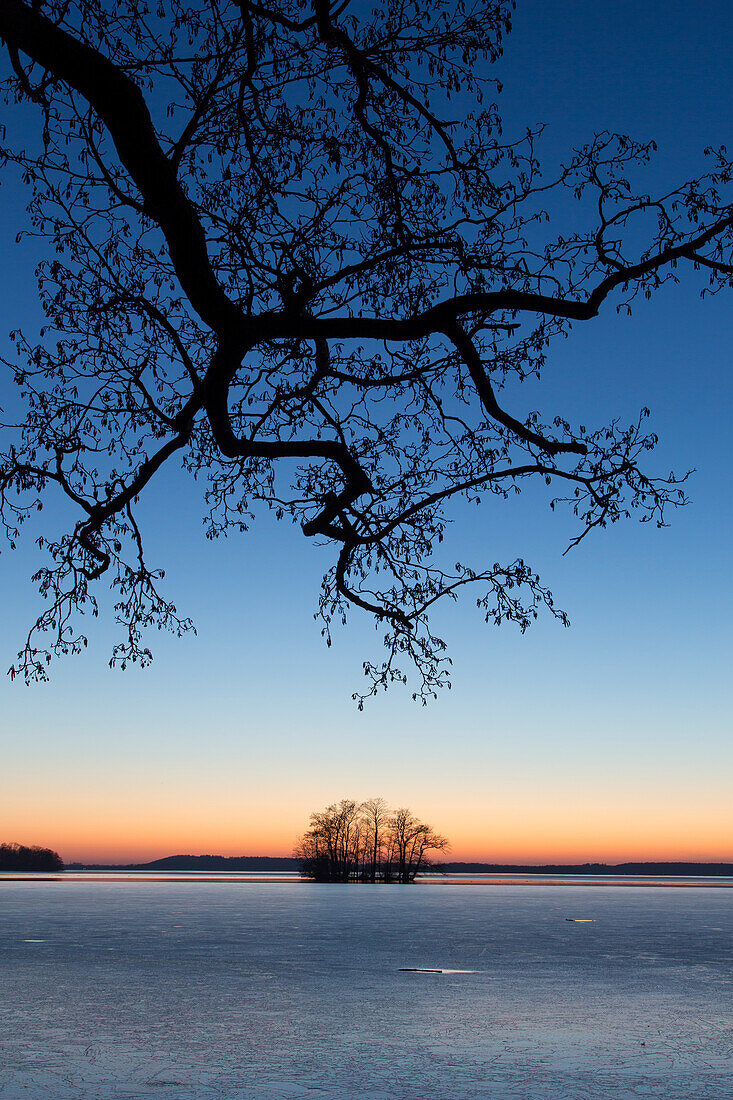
[295,797,448,882]
[0,842,64,871]
[1,1,732,700]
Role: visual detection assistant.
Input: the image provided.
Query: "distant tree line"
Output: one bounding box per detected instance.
[0,843,64,872]
[295,799,448,883]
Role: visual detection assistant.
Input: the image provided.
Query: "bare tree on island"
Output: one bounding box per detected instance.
[295,799,448,882]
[389,807,448,884]
[362,797,389,884]
[1,1,731,701]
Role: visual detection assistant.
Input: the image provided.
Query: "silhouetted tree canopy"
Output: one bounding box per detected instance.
[1,1,731,700]
[0,841,64,871]
[295,798,448,882]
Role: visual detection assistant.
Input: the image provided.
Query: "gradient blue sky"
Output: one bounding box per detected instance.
[0,0,731,862]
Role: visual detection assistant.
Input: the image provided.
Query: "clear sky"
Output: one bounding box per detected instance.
[0,0,731,865]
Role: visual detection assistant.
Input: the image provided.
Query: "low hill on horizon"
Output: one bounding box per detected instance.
[66,854,301,871]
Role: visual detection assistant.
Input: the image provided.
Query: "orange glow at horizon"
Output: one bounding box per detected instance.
[4,786,731,866]
[2,734,731,867]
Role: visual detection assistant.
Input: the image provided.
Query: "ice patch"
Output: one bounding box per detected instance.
[399,968,476,973]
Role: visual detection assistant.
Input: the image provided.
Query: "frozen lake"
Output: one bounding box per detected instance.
[0,881,731,1098]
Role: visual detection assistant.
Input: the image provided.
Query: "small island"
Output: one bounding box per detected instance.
[295,798,448,883]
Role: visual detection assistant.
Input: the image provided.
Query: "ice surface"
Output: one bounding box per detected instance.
[0,882,731,1098]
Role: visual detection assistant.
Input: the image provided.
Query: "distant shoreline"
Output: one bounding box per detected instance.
[63,856,733,876]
